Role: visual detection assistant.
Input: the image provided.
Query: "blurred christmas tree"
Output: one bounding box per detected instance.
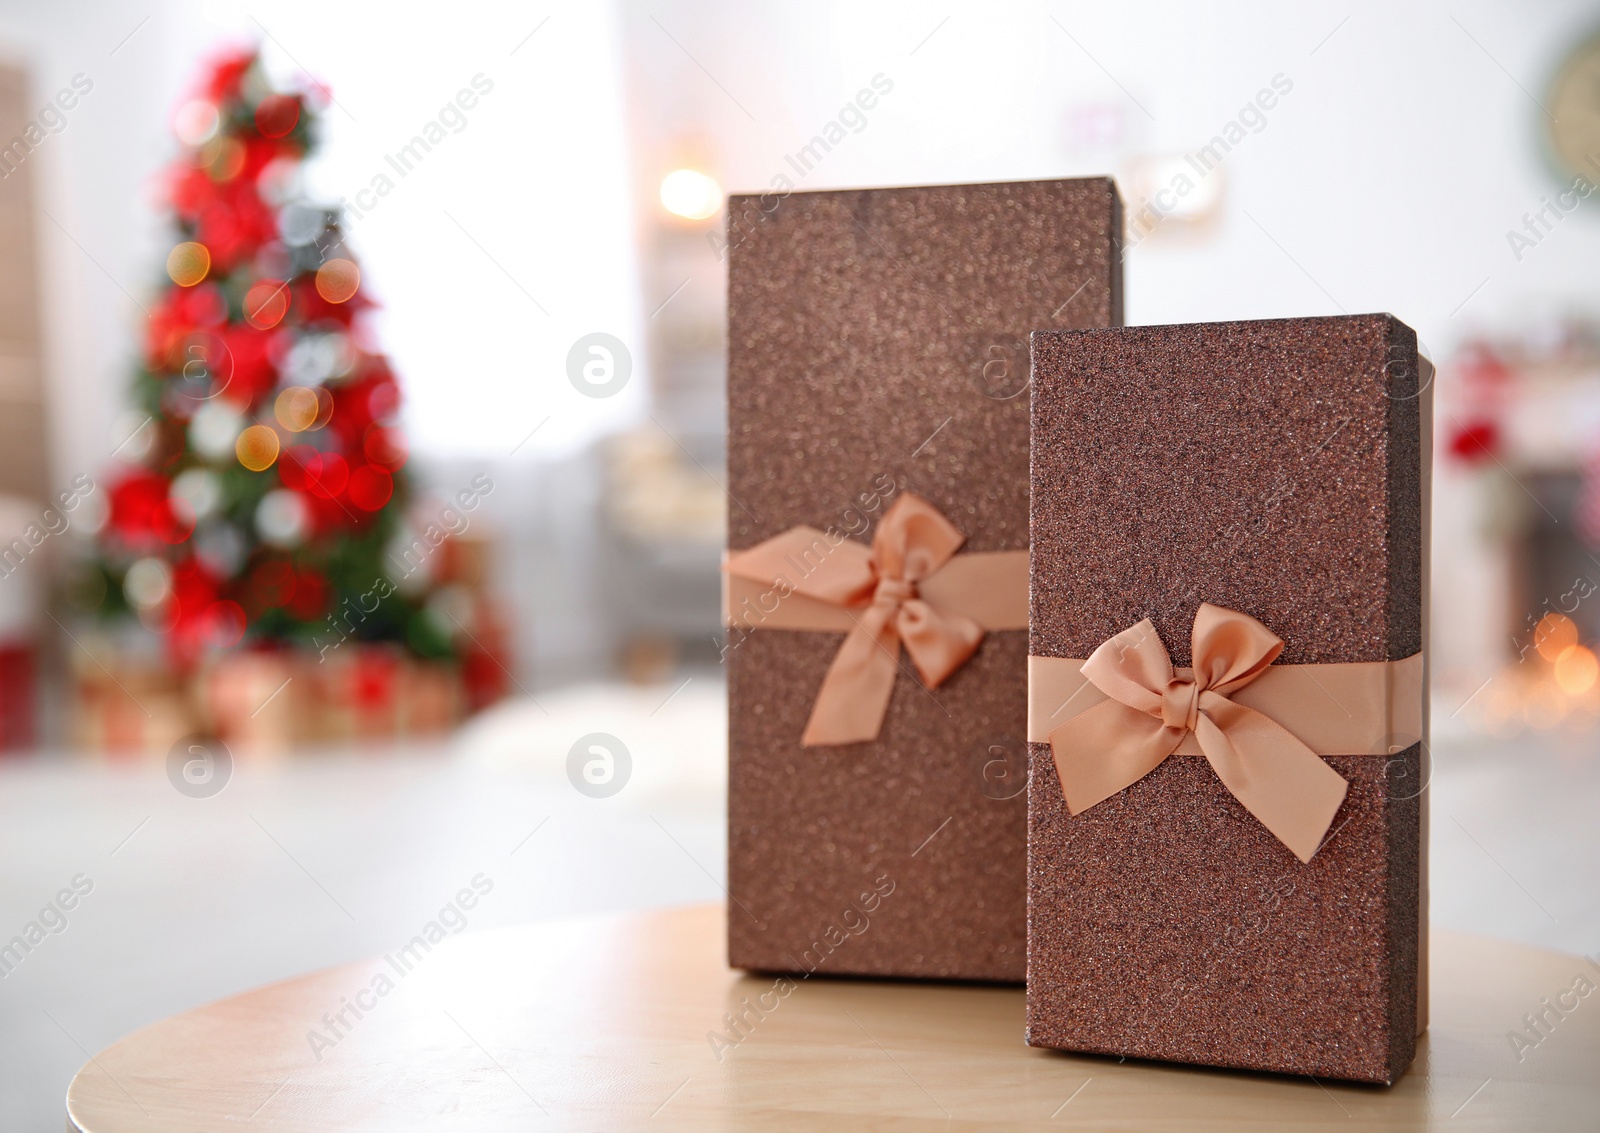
[83,47,453,667]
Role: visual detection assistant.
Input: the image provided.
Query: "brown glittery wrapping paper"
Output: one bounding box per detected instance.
[1026,315,1426,1083]
[726,178,1123,982]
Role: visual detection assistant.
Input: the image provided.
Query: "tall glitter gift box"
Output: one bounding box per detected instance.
[1026,314,1430,1082]
[725,178,1123,981]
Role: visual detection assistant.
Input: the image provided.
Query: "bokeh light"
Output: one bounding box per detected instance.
[254,95,300,139]
[1554,644,1599,695]
[256,489,311,548]
[313,385,335,428]
[274,386,321,432]
[1534,612,1578,661]
[123,557,173,610]
[363,424,407,470]
[315,258,360,303]
[189,401,244,462]
[173,99,219,146]
[201,136,245,180]
[235,424,281,471]
[204,599,247,648]
[304,451,349,499]
[244,280,290,329]
[166,242,211,287]
[170,468,223,524]
[659,168,722,220]
[348,465,393,511]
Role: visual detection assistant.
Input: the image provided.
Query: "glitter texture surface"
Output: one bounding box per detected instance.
[1026,315,1423,1083]
[727,178,1123,981]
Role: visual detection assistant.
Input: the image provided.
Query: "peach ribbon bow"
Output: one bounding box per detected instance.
[726,494,994,746]
[1047,603,1351,863]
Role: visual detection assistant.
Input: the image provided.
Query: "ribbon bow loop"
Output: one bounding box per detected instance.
[871,499,965,585]
[1049,603,1350,863]
[799,495,984,745]
[724,493,1002,747]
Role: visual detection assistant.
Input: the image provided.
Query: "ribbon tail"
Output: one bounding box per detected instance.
[801,609,901,746]
[1047,699,1182,814]
[1194,702,1350,864]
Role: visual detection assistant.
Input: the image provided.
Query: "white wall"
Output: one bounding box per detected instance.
[0,0,647,488]
[625,0,1600,691]
[4,0,1597,685]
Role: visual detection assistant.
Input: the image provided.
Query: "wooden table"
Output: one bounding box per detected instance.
[67,904,1597,1131]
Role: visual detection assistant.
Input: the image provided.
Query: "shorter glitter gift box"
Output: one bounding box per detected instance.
[1025,314,1430,1083]
[724,178,1124,981]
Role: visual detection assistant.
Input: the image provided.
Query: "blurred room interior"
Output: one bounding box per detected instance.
[0,0,1598,1126]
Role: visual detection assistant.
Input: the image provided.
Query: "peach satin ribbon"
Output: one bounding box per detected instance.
[1030,603,1424,863]
[724,494,1027,746]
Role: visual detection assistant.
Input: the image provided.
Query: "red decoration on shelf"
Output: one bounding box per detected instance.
[1447,419,1501,464]
[1445,340,1512,467]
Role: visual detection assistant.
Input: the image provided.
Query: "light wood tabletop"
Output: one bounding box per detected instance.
[66,904,1597,1131]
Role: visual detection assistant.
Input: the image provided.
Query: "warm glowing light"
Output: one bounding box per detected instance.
[167,242,212,287]
[315,259,360,303]
[236,424,281,471]
[1535,612,1579,661]
[245,280,291,329]
[1554,644,1599,695]
[313,385,335,428]
[659,168,722,220]
[275,386,321,432]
